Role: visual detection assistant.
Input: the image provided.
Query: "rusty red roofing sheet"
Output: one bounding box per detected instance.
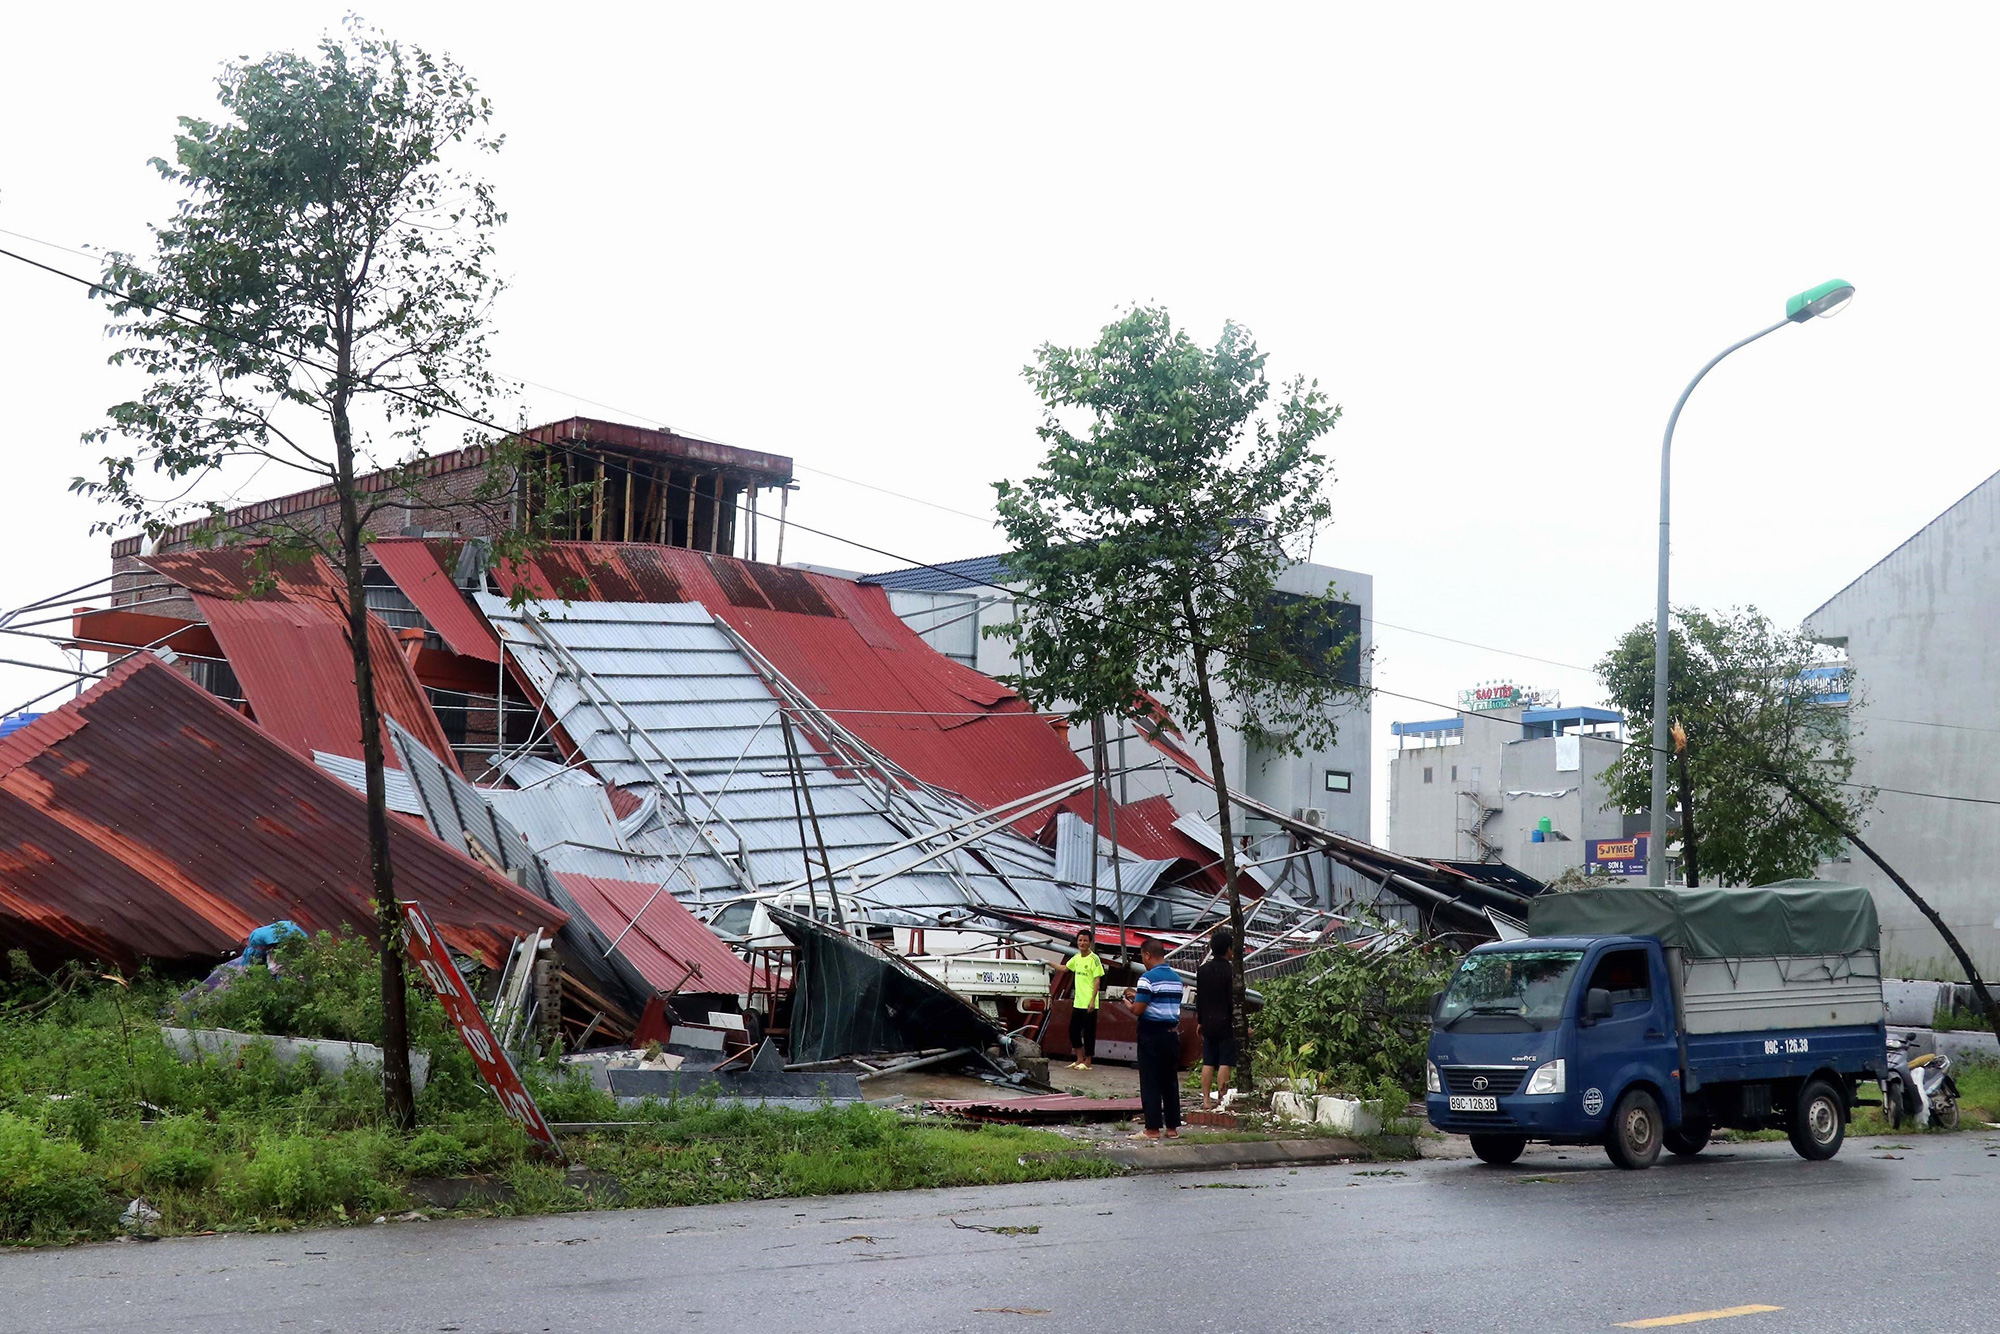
[368,539,502,663]
[551,872,755,995]
[0,656,563,968]
[141,549,458,773]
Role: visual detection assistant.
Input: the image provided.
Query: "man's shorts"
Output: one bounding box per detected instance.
[1201,1033,1238,1068]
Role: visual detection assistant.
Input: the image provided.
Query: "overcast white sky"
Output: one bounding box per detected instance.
[3,4,1995,839]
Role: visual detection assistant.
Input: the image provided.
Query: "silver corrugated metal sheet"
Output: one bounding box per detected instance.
[387,719,651,1008]
[1172,812,1280,890]
[311,751,426,816]
[1051,810,1179,919]
[472,596,1077,926]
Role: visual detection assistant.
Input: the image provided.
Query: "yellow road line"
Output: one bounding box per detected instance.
[1616,1307,1783,1329]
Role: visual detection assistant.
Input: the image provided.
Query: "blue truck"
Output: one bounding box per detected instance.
[1425,880,1886,1169]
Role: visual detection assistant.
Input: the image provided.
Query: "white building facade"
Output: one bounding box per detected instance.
[1806,469,2000,979]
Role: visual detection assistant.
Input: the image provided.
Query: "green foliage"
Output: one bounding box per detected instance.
[1597,606,1868,885]
[1254,937,1457,1096]
[174,929,459,1057]
[227,1128,404,1219]
[77,17,517,546]
[0,1114,115,1242]
[992,306,1361,751]
[0,962,1117,1244]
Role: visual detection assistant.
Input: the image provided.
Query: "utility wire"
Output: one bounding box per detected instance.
[8,243,1997,811]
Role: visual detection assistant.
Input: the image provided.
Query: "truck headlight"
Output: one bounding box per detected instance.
[1525,1059,1566,1095]
[1425,1060,1442,1093]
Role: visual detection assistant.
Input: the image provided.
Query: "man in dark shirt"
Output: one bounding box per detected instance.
[1196,930,1237,1109]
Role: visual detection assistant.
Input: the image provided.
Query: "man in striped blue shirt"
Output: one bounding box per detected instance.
[1123,938,1185,1139]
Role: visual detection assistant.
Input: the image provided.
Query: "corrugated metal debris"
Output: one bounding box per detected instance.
[552,873,757,997]
[0,657,565,968]
[474,595,1082,922]
[140,548,458,771]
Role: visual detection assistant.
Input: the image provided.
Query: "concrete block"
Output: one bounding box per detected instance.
[1884,979,1947,1025]
[1314,1096,1383,1136]
[1272,1090,1316,1123]
[160,1026,430,1094]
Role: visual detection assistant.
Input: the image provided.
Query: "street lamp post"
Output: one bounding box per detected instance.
[1648,279,1855,887]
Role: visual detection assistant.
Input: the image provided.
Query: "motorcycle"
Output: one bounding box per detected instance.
[1882,1031,1960,1130]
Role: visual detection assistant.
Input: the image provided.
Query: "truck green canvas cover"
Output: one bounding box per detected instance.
[1526,879,1879,958]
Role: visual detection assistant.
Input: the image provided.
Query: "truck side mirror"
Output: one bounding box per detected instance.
[1584,987,1613,1023]
[1429,992,1445,1021]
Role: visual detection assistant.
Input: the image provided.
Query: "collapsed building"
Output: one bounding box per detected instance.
[2,416,1539,1061]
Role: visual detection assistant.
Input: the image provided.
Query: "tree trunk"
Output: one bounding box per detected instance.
[331,377,417,1131]
[1186,600,1252,1091]
[1674,741,1699,888]
[1777,779,2000,1047]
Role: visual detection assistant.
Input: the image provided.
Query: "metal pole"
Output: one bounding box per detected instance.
[1648,317,1788,886]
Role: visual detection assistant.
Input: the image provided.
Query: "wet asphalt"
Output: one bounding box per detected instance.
[4,1130,1998,1332]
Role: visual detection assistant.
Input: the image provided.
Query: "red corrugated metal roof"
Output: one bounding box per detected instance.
[368,539,503,663]
[476,544,1088,809]
[142,549,459,773]
[551,873,756,995]
[390,540,1208,863]
[0,656,564,968]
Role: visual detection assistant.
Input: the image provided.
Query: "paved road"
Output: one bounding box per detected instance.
[6,1132,1998,1333]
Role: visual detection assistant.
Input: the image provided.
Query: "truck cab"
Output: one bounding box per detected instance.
[1427,917,1883,1170]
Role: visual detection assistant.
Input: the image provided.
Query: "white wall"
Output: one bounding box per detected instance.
[1807,470,2000,980]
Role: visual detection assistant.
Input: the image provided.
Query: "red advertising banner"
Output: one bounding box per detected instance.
[400,901,560,1155]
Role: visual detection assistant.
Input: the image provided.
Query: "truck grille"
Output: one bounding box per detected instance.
[1442,1066,1527,1096]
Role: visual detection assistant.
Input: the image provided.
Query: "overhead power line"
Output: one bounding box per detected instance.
[7,243,1997,812]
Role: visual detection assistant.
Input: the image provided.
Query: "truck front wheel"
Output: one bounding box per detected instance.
[1788,1080,1845,1161]
[1604,1089,1663,1170]
[1468,1135,1526,1166]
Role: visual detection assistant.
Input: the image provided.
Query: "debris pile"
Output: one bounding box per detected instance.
[8,444,1537,1086]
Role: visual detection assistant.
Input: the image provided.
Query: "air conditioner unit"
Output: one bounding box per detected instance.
[1294,806,1327,827]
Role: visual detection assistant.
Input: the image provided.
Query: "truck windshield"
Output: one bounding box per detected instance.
[1437,949,1586,1031]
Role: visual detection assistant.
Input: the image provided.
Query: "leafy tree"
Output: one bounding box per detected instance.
[993,305,1363,1086]
[1597,606,1866,887]
[1253,930,1457,1101]
[76,21,558,1127]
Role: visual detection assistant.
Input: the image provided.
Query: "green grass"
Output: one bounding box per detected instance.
[0,943,1116,1245]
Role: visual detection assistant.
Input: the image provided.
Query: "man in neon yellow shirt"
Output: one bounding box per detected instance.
[1052,928,1107,1069]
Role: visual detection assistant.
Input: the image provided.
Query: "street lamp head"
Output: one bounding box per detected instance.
[1786,279,1855,323]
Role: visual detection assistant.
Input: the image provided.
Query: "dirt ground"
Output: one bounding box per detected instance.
[863,1060,1142,1107]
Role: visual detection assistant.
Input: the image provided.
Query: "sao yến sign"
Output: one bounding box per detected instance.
[400,901,560,1154]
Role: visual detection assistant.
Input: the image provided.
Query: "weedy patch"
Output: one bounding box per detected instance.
[0,942,1118,1244]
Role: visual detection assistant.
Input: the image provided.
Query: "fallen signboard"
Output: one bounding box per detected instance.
[402,901,561,1156]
